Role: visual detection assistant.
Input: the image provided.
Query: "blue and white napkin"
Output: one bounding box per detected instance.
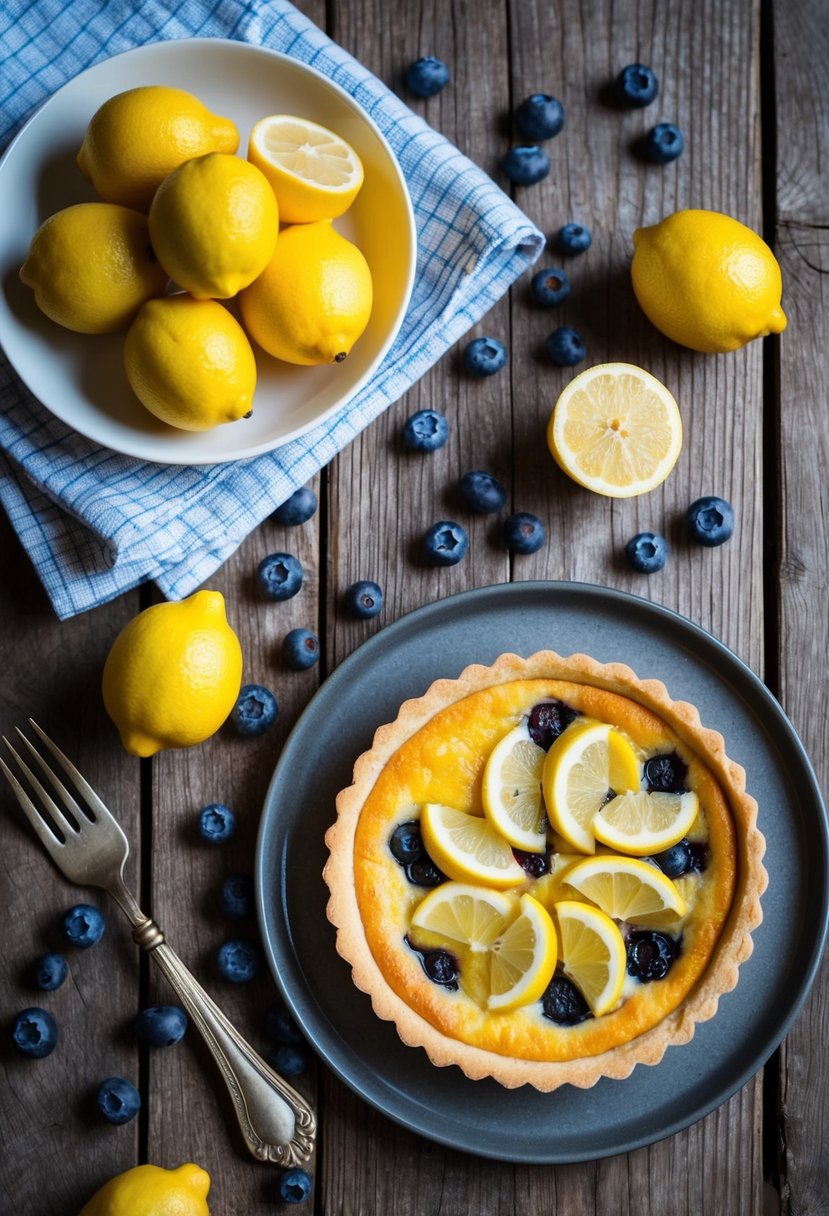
[0,0,544,619]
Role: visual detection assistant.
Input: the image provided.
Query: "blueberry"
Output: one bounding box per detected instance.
[515,850,549,878]
[405,55,450,98]
[405,855,446,887]
[542,977,591,1025]
[515,93,565,140]
[423,520,469,566]
[218,873,253,920]
[282,627,320,671]
[32,952,68,991]
[273,486,317,526]
[389,820,424,864]
[216,939,261,983]
[626,931,679,982]
[531,267,571,307]
[278,1167,313,1205]
[643,122,684,164]
[503,512,545,555]
[460,470,507,514]
[97,1076,141,1124]
[614,63,659,107]
[555,223,593,256]
[230,684,278,737]
[270,1043,309,1076]
[422,949,459,988]
[134,1005,188,1047]
[686,496,734,547]
[653,839,694,879]
[344,579,383,619]
[403,408,450,452]
[546,325,585,366]
[625,531,669,574]
[463,336,507,376]
[257,552,303,601]
[63,903,105,949]
[265,1002,305,1044]
[528,700,578,748]
[198,802,236,843]
[12,1007,58,1058]
[644,752,688,793]
[501,144,550,186]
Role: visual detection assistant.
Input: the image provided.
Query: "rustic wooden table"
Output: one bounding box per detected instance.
[2,1,827,1213]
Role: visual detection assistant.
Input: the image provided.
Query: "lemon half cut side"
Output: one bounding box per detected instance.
[248,114,364,223]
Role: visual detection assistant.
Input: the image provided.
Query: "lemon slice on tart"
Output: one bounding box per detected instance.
[248,114,364,223]
[482,722,547,852]
[488,894,558,1012]
[409,881,514,949]
[555,899,627,1017]
[420,803,526,888]
[592,790,699,856]
[563,854,686,920]
[542,719,641,853]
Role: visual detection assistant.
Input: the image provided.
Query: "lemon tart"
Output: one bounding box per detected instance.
[324,651,766,1090]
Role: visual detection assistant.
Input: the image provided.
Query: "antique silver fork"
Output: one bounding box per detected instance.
[0,721,315,1167]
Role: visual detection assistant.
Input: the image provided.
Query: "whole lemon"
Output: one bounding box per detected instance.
[19,203,167,334]
[102,589,243,757]
[148,153,278,299]
[78,1161,210,1216]
[77,85,239,211]
[631,209,787,353]
[239,220,372,365]
[124,295,257,431]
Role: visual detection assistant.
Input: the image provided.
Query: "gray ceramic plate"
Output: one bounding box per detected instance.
[255,581,829,1164]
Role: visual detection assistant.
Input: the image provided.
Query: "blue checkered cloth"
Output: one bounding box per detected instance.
[0,0,544,619]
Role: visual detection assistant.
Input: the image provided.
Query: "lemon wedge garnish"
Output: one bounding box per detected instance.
[555,899,627,1016]
[547,362,683,498]
[563,854,686,920]
[247,114,364,223]
[420,803,526,889]
[482,722,547,852]
[542,719,641,854]
[409,882,514,950]
[488,894,558,1012]
[592,789,699,856]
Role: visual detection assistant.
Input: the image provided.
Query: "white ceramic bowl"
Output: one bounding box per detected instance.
[0,38,417,465]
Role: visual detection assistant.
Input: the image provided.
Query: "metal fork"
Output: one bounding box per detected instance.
[0,721,315,1167]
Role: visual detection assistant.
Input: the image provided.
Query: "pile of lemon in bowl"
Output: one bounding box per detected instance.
[19,85,373,432]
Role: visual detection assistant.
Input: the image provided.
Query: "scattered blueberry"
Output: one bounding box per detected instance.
[198,802,236,843]
[542,976,591,1025]
[344,579,383,619]
[460,470,507,514]
[405,55,450,98]
[32,952,68,991]
[546,325,586,366]
[463,336,507,376]
[644,752,688,793]
[423,520,469,566]
[282,627,320,671]
[643,122,684,164]
[97,1076,141,1124]
[501,144,550,186]
[653,839,696,879]
[389,820,424,864]
[405,855,445,887]
[503,512,545,555]
[515,93,565,140]
[270,1043,309,1077]
[402,408,450,452]
[531,267,571,307]
[626,931,679,982]
[230,684,278,737]
[278,1167,313,1204]
[527,700,578,749]
[265,1002,305,1045]
[625,531,669,574]
[63,903,105,949]
[273,486,317,526]
[256,552,303,601]
[614,63,659,107]
[422,948,460,988]
[218,873,253,920]
[556,223,592,256]
[216,939,261,983]
[134,1005,188,1047]
[11,1007,58,1058]
[686,496,734,547]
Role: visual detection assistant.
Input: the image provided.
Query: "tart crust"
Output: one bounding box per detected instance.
[324,651,767,1091]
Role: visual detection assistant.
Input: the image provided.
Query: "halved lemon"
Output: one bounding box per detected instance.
[409,881,514,950]
[592,789,699,856]
[547,362,683,498]
[555,899,627,1016]
[248,114,364,223]
[420,803,527,888]
[482,722,547,852]
[542,719,641,853]
[563,854,686,920]
[488,894,558,1011]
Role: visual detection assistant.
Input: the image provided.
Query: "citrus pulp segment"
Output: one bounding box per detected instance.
[592,789,699,856]
[563,854,686,920]
[248,114,364,223]
[419,803,527,888]
[542,719,641,853]
[555,899,627,1017]
[482,721,547,851]
[488,894,558,1012]
[408,882,514,950]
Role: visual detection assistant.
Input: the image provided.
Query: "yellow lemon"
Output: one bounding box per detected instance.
[238,219,372,365]
[102,589,243,757]
[631,209,787,353]
[420,803,526,889]
[77,85,239,211]
[248,114,364,223]
[542,718,641,854]
[78,1162,211,1216]
[554,900,626,1017]
[148,153,278,299]
[488,893,558,1012]
[19,203,167,334]
[592,789,700,856]
[124,295,257,431]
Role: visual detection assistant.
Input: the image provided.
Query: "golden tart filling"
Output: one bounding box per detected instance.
[325,652,766,1091]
